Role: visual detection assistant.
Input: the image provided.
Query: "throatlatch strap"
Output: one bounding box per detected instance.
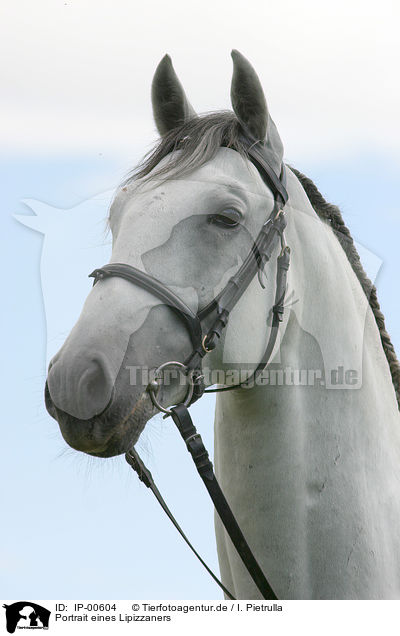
[170,403,278,600]
[125,447,235,600]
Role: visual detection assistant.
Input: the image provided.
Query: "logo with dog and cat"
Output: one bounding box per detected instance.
[2,602,51,633]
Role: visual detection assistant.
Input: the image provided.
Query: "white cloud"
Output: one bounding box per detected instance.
[1,0,399,162]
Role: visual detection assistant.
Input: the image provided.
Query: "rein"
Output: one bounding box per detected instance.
[89,136,290,600]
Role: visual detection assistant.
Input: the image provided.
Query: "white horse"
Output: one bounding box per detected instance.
[45,51,400,599]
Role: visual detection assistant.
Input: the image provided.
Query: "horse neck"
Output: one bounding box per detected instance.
[215,168,400,479]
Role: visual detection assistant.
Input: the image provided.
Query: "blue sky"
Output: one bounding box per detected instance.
[2,0,400,601]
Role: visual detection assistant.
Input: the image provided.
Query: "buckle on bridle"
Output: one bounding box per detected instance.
[202,334,214,353]
[147,361,195,415]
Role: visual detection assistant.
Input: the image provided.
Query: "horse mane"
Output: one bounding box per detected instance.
[291,167,400,409]
[125,112,400,408]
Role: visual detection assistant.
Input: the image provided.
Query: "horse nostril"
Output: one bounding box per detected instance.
[76,359,112,416]
[46,353,114,420]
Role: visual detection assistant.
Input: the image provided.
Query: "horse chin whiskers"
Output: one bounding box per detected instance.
[88,390,156,457]
[46,382,154,457]
[110,391,155,446]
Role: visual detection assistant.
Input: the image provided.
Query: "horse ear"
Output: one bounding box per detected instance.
[230,50,283,162]
[151,54,197,136]
[230,50,268,140]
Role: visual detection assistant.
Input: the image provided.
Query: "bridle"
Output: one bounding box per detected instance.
[90,136,290,404]
[89,134,290,600]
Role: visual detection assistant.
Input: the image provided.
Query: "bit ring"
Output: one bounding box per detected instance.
[147,361,194,415]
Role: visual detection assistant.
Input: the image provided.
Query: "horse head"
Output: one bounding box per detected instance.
[45,51,288,457]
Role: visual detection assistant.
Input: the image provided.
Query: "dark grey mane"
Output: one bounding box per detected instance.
[125,112,400,408]
[291,167,400,409]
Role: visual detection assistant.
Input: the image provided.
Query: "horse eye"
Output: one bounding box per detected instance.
[208,209,241,228]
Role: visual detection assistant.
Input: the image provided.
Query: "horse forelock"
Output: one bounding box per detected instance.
[122,111,250,186]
